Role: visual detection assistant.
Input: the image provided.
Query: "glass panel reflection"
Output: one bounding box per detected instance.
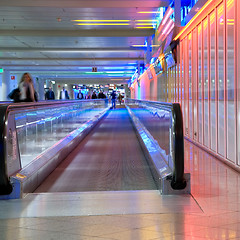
[226,0,236,162]
[15,101,107,168]
[210,10,216,152]
[128,102,172,167]
[217,3,225,157]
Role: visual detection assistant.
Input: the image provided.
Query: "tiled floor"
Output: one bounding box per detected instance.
[0,139,240,240]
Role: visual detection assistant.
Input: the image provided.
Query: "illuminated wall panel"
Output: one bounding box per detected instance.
[226,0,236,163]
[217,3,225,157]
[198,23,203,144]
[177,0,239,168]
[210,10,217,152]
[189,33,193,138]
[184,37,189,135]
[180,41,184,113]
[203,17,209,147]
[193,28,198,141]
[237,0,240,165]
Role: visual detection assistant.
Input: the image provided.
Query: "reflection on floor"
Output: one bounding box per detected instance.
[1,139,240,239]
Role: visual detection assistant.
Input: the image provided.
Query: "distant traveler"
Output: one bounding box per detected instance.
[13,72,38,102]
[85,94,91,99]
[59,86,69,100]
[111,90,116,109]
[92,91,97,99]
[117,93,123,105]
[77,90,84,99]
[45,87,55,100]
[98,91,106,99]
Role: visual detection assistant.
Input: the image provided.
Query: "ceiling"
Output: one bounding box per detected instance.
[0,0,170,85]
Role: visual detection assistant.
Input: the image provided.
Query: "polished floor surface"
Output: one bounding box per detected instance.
[1,112,240,239]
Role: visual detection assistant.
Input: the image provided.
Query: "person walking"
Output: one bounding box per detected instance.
[59,86,69,100]
[77,90,84,99]
[117,93,123,105]
[16,72,38,102]
[45,87,55,100]
[111,90,116,109]
[92,91,97,99]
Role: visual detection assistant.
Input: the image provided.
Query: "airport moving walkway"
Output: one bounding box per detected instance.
[34,106,156,193]
[0,99,190,199]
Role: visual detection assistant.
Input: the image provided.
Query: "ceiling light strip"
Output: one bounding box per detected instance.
[72,20,130,22]
[136,23,156,25]
[135,20,159,22]
[75,23,130,26]
[135,27,155,29]
[137,11,162,14]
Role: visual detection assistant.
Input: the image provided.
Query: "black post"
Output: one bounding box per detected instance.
[0,105,13,195]
[171,103,186,190]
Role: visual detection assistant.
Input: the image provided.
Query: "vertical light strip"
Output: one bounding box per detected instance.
[215,7,219,154]
[195,27,199,142]
[233,0,238,164]
[207,14,211,149]
[236,0,240,165]
[201,20,205,146]
[223,0,227,158]
[186,36,189,136]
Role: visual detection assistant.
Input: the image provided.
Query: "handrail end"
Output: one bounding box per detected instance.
[0,182,13,195]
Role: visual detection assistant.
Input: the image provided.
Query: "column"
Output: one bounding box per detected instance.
[35,77,45,101]
[2,70,10,101]
[174,0,181,27]
[145,36,152,65]
[52,82,58,99]
[45,79,51,88]
[124,84,130,99]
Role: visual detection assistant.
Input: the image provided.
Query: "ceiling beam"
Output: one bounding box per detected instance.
[0,57,144,61]
[0,0,170,8]
[0,47,143,52]
[1,64,137,67]
[54,78,129,85]
[0,29,154,37]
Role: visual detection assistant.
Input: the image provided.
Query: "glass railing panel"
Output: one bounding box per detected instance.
[127,101,173,169]
[14,100,108,168]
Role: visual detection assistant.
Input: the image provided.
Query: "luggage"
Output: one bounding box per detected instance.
[8,88,20,102]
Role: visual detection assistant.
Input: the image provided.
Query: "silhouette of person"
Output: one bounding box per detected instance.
[45,87,55,100]
[59,87,69,100]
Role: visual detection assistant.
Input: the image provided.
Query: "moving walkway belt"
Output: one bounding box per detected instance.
[34,107,157,193]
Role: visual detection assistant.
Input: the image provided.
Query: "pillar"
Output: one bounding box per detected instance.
[145,36,152,65]
[2,70,10,101]
[35,77,45,101]
[52,82,58,99]
[124,84,130,98]
[174,0,181,27]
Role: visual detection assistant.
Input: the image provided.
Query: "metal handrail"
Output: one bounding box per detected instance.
[125,99,186,190]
